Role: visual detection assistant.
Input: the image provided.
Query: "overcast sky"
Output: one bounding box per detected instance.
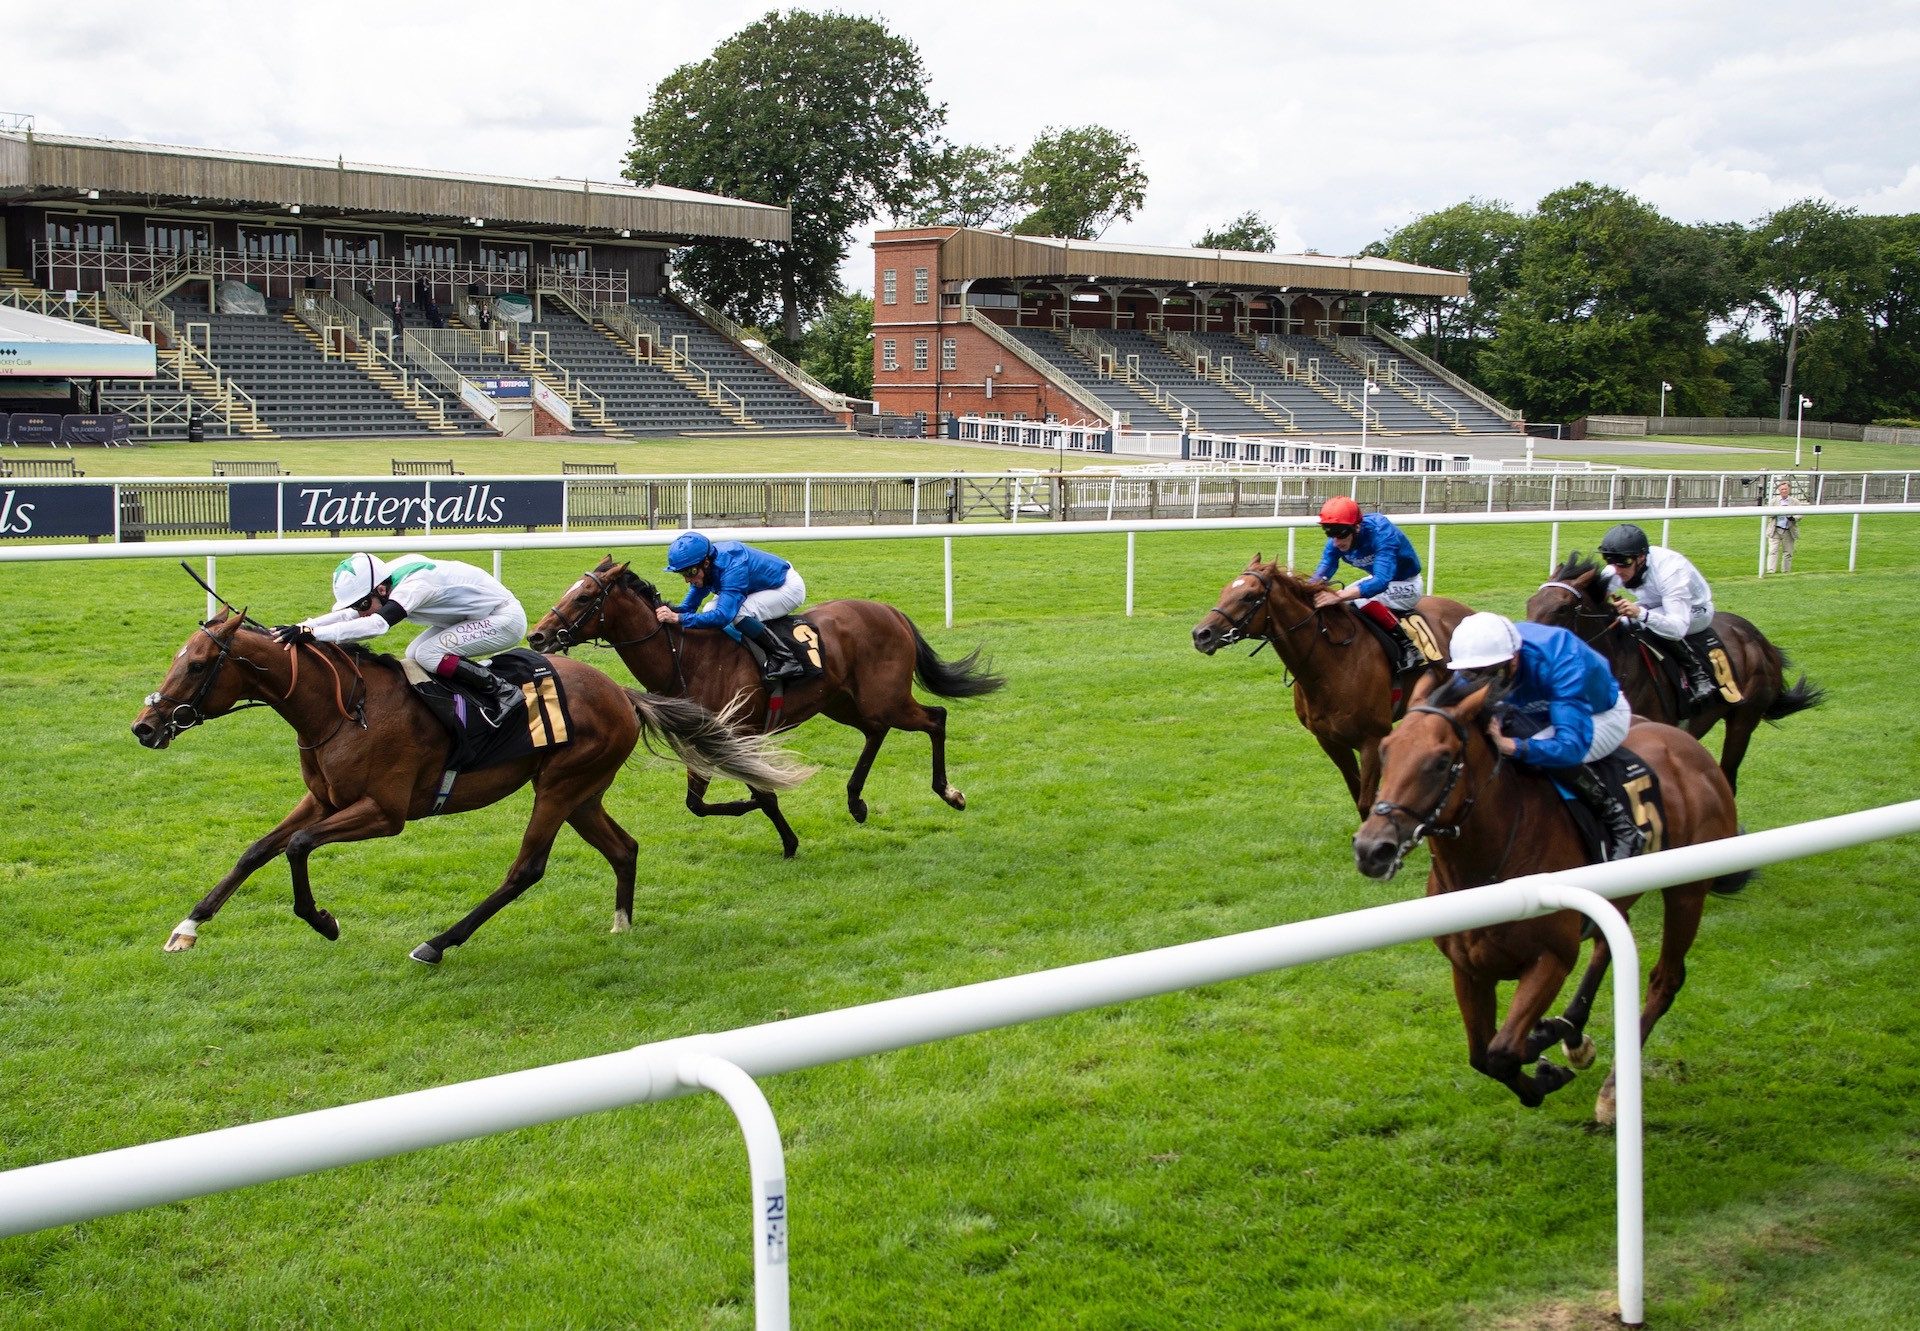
[13,0,1920,293]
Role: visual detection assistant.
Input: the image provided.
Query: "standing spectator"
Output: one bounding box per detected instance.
[1767,480,1803,573]
[479,306,493,333]
[414,276,431,310]
[391,297,406,352]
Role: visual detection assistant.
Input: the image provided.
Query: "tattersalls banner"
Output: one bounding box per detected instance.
[229,480,566,534]
[0,485,117,539]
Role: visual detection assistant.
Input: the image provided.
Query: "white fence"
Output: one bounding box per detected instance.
[2,801,1916,1328]
[2,502,1914,628]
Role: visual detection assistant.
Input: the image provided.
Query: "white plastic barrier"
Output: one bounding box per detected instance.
[1,802,1918,1328]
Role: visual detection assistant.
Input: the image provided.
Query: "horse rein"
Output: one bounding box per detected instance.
[1208,570,1356,659]
[543,569,686,692]
[1536,580,1622,645]
[146,625,364,749]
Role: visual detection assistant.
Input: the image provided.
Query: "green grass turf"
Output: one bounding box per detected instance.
[0,434,1133,478]
[1573,436,1920,474]
[0,516,1916,1328]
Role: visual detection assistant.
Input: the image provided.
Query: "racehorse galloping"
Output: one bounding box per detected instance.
[528,557,1004,857]
[1526,553,1823,793]
[1192,556,1475,816]
[1353,675,1747,1122]
[132,611,810,964]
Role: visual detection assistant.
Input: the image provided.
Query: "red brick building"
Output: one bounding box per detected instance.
[872,227,1468,431]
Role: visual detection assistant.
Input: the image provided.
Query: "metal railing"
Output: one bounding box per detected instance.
[963,310,1118,424]
[671,287,862,413]
[0,783,1912,1328]
[0,287,109,326]
[1365,325,1520,422]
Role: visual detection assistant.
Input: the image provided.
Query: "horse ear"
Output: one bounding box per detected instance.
[214,609,248,639]
[1250,551,1263,567]
[596,553,615,571]
[1407,669,1443,708]
[1453,684,1491,723]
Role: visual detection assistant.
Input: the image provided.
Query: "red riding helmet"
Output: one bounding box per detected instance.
[1318,496,1362,527]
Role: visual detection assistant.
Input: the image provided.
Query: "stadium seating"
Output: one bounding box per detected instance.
[1188,333,1362,433]
[1332,334,1515,433]
[631,297,843,431]
[999,327,1183,430]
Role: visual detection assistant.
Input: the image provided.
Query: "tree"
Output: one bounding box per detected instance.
[624,10,945,339]
[907,144,1020,229]
[1009,126,1147,239]
[799,292,874,399]
[1749,199,1878,419]
[1196,211,1277,252]
[1375,198,1527,380]
[1483,183,1737,421]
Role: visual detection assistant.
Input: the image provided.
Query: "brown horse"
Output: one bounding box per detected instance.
[1526,553,1823,793]
[131,611,810,964]
[1192,556,1475,816]
[1352,674,1747,1122]
[527,557,1004,857]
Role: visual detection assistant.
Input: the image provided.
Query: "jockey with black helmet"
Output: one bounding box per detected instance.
[1597,523,1718,706]
[655,532,808,682]
[272,553,527,726]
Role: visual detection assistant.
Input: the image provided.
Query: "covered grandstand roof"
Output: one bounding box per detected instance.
[0,130,788,243]
[0,304,155,378]
[899,226,1466,299]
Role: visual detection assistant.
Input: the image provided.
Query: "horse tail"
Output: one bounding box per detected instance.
[1765,670,1825,722]
[626,689,815,791]
[907,619,1007,698]
[1711,867,1755,896]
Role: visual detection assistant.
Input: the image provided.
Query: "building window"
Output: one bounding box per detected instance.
[941,338,957,371]
[405,236,461,267]
[1012,412,1028,422]
[913,338,928,370]
[913,267,929,303]
[478,242,530,274]
[548,246,588,273]
[881,339,898,371]
[323,231,381,262]
[144,221,209,255]
[882,269,897,305]
[46,214,119,250]
[238,226,299,258]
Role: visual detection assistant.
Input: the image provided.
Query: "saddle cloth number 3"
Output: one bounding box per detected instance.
[792,624,823,671]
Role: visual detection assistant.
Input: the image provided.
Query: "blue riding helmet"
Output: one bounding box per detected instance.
[664,531,713,573]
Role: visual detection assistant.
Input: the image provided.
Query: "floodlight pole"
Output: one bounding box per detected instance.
[1795,395,1811,467]
[1659,380,1670,419]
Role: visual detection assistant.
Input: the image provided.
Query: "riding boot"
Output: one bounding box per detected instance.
[1390,624,1426,674]
[1668,635,1719,706]
[1564,763,1646,863]
[737,616,806,682]
[447,658,524,728]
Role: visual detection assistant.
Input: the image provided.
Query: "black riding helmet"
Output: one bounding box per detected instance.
[1599,523,1651,587]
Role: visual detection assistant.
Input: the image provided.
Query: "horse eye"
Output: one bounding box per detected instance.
[186,661,207,674]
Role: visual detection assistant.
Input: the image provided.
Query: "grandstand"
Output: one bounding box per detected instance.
[0,120,856,441]
[872,226,1521,437]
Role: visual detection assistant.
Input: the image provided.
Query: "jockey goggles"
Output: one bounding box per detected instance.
[1320,522,1356,539]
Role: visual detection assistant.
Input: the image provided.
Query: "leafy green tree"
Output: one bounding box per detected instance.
[1010,126,1147,239]
[799,292,874,399]
[1749,199,1878,419]
[907,144,1020,229]
[1859,212,1920,420]
[1483,183,1738,421]
[1373,198,1527,380]
[624,10,945,339]
[1196,211,1277,252]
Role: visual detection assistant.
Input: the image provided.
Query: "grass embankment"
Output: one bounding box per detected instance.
[0,513,1916,1327]
[1574,436,1920,474]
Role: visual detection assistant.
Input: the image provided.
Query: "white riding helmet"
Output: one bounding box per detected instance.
[330,552,389,611]
[1447,612,1523,671]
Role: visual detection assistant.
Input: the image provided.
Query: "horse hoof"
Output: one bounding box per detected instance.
[1594,1086,1617,1127]
[1564,1034,1597,1070]
[311,909,341,942]
[942,785,966,810]
[848,799,868,824]
[409,942,443,966]
[610,910,631,934]
[164,931,197,953]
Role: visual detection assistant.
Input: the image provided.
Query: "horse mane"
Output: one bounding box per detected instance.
[1548,552,1607,593]
[617,568,664,605]
[1254,559,1321,600]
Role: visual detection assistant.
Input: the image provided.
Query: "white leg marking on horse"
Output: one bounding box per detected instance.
[1594,1082,1617,1126]
[610,909,632,934]
[1564,1034,1597,1070]
[164,918,199,952]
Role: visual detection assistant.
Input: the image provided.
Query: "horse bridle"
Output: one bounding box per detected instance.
[145,624,365,749]
[1207,570,1352,655]
[1366,701,1509,882]
[1535,579,1622,646]
[543,568,686,690]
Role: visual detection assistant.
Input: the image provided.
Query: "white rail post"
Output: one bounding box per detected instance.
[1549,522,1560,574]
[679,1055,790,1331]
[1534,883,1645,1329]
[1419,473,1429,515]
[685,479,694,527]
[1426,525,1437,596]
[1850,511,1860,571]
[1661,519,1670,548]
[205,556,217,620]
[493,550,502,582]
[943,536,953,629]
[1286,526,1296,571]
[1125,531,1136,617]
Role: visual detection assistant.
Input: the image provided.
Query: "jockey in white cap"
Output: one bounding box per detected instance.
[272,552,527,725]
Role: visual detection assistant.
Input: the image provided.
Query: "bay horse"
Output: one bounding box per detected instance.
[1192,556,1475,816]
[1352,673,1747,1122]
[527,557,1005,857]
[131,610,811,964]
[1526,553,1823,793]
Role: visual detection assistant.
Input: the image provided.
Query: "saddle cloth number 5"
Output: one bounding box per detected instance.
[1621,774,1665,854]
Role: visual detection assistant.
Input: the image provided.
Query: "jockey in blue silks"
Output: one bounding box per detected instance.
[655,531,808,681]
[1307,495,1426,672]
[1448,612,1644,862]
